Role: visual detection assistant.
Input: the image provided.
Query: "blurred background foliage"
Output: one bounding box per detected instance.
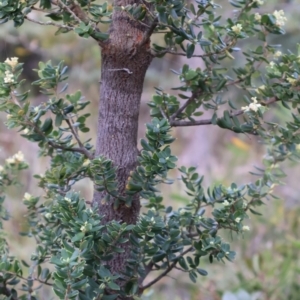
[0,0,299,299]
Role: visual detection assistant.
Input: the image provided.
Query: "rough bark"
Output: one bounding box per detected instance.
[92,1,153,275]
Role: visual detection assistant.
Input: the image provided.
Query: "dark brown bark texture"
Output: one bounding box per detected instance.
[92,1,153,275]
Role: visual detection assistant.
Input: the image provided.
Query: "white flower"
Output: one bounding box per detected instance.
[241,97,262,113]
[287,77,297,86]
[6,114,12,120]
[235,217,241,223]
[45,213,52,219]
[231,24,243,34]
[5,151,25,164]
[223,200,230,206]
[255,0,264,5]
[14,151,24,162]
[269,61,276,68]
[273,10,287,27]
[255,85,266,94]
[0,165,4,172]
[248,97,262,112]
[24,192,32,201]
[4,57,19,69]
[210,241,214,245]
[23,128,29,134]
[254,13,261,22]
[242,225,250,231]
[4,70,15,84]
[274,51,282,58]
[5,157,15,164]
[80,221,88,232]
[64,197,71,202]
[242,201,247,208]
[82,159,90,167]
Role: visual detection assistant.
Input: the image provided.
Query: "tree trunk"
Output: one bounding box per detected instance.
[92,1,153,275]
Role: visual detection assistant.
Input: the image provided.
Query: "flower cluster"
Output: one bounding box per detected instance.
[241,97,262,113]
[255,85,266,94]
[4,70,15,84]
[231,24,243,34]
[5,151,25,164]
[24,193,32,201]
[273,10,287,27]
[242,225,250,231]
[274,51,282,58]
[254,13,261,22]
[286,77,298,86]
[4,57,18,69]
[223,200,230,206]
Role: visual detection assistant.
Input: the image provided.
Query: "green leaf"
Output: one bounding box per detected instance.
[71,232,85,242]
[55,114,64,127]
[92,31,109,41]
[178,257,189,270]
[107,281,120,291]
[196,268,208,276]
[186,43,195,58]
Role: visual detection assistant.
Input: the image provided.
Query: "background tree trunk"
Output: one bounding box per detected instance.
[92,1,153,275]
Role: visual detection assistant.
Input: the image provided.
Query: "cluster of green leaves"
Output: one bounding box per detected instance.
[0,60,95,197]
[0,0,31,27]
[146,0,297,134]
[126,118,177,197]
[0,0,111,41]
[125,158,284,291]
[1,187,137,299]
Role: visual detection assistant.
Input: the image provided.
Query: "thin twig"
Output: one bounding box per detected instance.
[154,49,215,58]
[159,107,168,119]
[48,139,93,158]
[57,0,82,24]
[140,246,193,290]
[141,0,156,19]
[65,118,94,159]
[5,271,53,287]
[170,97,279,127]
[170,92,199,122]
[25,119,94,158]
[25,15,74,30]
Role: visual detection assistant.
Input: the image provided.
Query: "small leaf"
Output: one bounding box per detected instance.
[186,43,195,58]
[71,232,85,242]
[107,281,120,291]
